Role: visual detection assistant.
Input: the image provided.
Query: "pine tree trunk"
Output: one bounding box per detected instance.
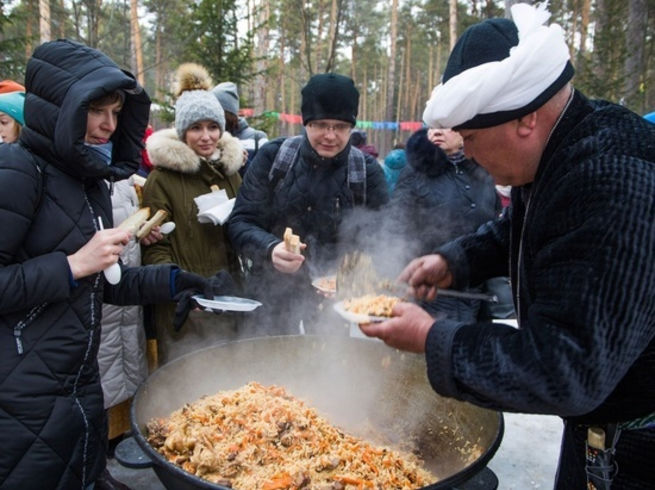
[395,43,405,130]
[403,31,411,120]
[299,0,312,75]
[315,0,326,72]
[130,0,145,86]
[254,0,270,115]
[155,23,163,100]
[361,66,368,120]
[578,0,592,57]
[385,0,399,156]
[428,44,434,93]
[25,0,35,59]
[58,0,66,37]
[623,0,647,111]
[39,0,51,43]
[449,0,457,51]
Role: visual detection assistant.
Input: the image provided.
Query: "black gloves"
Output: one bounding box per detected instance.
[172,269,237,331]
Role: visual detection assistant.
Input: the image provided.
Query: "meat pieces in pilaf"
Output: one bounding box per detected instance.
[147,382,436,489]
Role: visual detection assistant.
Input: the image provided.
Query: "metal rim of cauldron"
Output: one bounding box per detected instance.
[130,336,505,490]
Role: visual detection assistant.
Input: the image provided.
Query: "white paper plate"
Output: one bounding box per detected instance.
[333,301,388,324]
[192,295,262,312]
[311,275,337,295]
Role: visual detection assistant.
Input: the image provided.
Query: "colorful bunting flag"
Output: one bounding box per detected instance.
[252,109,424,131]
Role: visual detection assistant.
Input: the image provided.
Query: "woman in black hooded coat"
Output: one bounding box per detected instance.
[388,128,500,322]
[0,40,230,489]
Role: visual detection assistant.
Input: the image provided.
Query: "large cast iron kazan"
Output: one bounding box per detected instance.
[130,335,504,489]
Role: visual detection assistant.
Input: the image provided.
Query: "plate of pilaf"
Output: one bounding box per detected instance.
[333,294,401,324]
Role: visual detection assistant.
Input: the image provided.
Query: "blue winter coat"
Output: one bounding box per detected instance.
[0,40,173,489]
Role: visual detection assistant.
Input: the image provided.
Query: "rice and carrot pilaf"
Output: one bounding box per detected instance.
[344,295,400,317]
[147,382,436,489]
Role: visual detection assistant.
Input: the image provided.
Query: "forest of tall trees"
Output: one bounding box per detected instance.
[1,0,653,154]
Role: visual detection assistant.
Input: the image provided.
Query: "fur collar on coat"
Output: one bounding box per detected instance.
[146,127,244,176]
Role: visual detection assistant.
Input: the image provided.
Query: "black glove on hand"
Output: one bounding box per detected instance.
[172,270,238,331]
[205,270,238,297]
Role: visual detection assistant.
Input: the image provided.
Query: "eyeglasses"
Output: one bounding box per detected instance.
[307,121,353,135]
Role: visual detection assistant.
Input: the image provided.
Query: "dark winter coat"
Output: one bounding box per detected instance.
[389,129,499,321]
[428,91,655,486]
[0,40,173,489]
[226,136,388,330]
[390,128,499,259]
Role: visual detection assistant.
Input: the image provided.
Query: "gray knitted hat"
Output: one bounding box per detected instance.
[175,89,226,139]
[212,81,239,115]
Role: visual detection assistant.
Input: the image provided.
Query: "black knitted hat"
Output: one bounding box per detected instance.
[444,18,574,129]
[301,73,359,125]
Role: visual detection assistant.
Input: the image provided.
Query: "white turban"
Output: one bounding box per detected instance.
[423,2,571,129]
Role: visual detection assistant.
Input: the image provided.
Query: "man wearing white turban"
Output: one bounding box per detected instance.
[360,3,655,488]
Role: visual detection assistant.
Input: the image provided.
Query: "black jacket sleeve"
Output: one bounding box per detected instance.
[226,140,283,262]
[0,148,72,314]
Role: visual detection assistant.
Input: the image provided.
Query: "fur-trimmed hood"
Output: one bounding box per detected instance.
[146,127,244,176]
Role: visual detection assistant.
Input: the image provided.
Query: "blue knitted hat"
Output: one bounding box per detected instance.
[0,91,25,126]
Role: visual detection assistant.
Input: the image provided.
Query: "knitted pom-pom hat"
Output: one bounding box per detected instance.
[174,63,225,139]
[301,73,359,125]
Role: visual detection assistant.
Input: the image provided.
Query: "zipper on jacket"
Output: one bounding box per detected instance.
[109,176,115,196]
[333,197,341,234]
[13,303,48,355]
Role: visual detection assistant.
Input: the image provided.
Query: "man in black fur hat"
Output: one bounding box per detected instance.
[360,3,654,488]
[227,73,388,334]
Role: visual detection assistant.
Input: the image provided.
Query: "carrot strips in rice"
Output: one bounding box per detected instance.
[147,382,435,489]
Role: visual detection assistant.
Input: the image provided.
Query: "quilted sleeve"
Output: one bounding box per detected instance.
[0,152,71,314]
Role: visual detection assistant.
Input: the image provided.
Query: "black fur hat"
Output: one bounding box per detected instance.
[301,73,359,125]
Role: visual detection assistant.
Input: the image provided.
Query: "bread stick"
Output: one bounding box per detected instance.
[117,207,150,234]
[136,209,168,240]
[283,227,302,254]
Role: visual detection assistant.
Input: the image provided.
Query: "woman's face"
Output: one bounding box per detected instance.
[85,99,122,144]
[0,112,20,143]
[427,128,463,155]
[184,120,221,158]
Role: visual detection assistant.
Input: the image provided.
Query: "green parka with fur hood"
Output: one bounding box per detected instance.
[142,127,243,356]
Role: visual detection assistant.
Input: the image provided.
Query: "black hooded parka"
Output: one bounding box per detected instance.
[0,40,173,489]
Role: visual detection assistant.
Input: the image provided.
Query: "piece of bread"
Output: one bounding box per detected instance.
[133,183,144,207]
[118,207,150,234]
[132,175,146,207]
[136,209,168,240]
[283,227,301,254]
[210,185,220,192]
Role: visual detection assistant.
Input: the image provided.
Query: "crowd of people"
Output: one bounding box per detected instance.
[0,2,653,489]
